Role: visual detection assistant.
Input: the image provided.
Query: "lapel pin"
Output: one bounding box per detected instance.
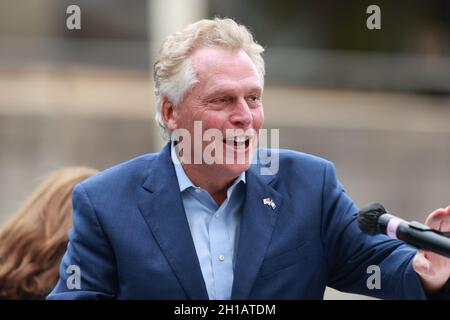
[263,197,276,210]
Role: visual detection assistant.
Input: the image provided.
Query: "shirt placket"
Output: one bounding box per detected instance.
[208,201,234,300]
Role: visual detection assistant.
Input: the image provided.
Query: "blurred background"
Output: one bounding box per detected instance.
[0,0,449,299]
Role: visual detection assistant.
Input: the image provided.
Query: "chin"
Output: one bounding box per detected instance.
[216,162,251,179]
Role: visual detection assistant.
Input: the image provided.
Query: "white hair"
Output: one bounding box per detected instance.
[153,18,265,141]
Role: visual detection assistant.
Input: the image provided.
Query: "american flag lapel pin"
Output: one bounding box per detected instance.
[263,197,276,210]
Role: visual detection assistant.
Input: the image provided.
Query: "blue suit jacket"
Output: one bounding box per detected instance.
[48,144,429,299]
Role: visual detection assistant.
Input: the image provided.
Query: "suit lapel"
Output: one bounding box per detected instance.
[137,144,209,300]
[231,165,283,300]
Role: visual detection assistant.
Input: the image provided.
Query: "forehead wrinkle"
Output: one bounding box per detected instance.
[204,81,262,99]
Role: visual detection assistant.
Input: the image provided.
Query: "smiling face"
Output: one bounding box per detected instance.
[167,47,264,181]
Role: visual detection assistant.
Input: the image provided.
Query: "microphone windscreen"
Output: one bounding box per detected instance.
[357,202,387,235]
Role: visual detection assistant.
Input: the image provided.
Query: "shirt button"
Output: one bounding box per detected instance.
[195,187,201,193]
[214,213,220,219]
[218,255,225,262]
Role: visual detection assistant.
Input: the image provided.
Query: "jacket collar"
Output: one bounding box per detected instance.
[231,162,283,299]
[138,143,209,299]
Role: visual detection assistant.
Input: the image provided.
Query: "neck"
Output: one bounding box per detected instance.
[182,164,236,206]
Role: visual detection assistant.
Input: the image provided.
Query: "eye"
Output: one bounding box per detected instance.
[214,97,227,103]
[246,95,261,105]
[208,96,233,106]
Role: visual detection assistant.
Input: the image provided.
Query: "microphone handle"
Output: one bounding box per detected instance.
[396,222,450,258]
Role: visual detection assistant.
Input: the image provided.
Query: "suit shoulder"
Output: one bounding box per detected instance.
[258,148,333,170]
[78,153,158,193]
[254,148,335,183]
[278,149,332,167]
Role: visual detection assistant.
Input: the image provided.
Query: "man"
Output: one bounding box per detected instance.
[48,18,450,299]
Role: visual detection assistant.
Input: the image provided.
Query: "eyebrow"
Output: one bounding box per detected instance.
[205,86,262,99]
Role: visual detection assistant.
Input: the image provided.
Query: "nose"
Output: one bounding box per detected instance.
[229,97,252,128]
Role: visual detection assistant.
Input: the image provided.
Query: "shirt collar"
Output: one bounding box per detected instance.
[170,141,246,192]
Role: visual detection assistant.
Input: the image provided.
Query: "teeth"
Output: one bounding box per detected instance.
[224,136,249,142]
[223,136,251,149]
[234,137,248,143]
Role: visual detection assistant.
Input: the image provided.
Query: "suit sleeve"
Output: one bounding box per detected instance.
[321,161,428,299]
[47,183,117,299]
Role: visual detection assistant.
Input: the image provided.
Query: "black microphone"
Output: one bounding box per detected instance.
[357,202,450,258]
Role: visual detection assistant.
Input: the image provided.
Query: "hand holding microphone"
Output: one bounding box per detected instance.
[357,202,450,258]
[358,203,450,294]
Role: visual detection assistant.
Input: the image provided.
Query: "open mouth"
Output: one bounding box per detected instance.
[223,136,251,149]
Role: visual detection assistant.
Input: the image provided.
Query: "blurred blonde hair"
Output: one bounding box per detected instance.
[153,17,265,141]
[0,166,98,299]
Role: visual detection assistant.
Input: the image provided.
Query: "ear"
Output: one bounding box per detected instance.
[161,96,178,131]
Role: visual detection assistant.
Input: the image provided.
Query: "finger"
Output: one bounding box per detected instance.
[440,218,450,233]
[425,208,450,229]
[413,251,432,275]
[443,204,450,216]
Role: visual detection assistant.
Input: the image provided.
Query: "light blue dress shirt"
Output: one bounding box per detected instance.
[170,144,246,300]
